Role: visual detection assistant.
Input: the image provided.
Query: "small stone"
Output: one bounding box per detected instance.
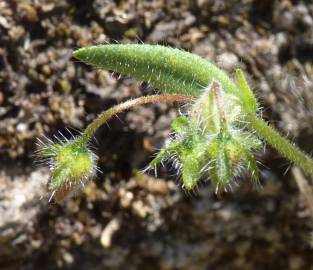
[8,25,25,42]
[119,188,134,208]
[58,79,72,94]
[16,123,27,132]
[217,52,239,71]
[100,218,120,248]
[289,256,304,270]
[42,65,51,76]
[131,200,150,218]
[17,3,38,22]
[62,251,74,265]
[0,16,9,29]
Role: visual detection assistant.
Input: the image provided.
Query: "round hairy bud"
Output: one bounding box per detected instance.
[38,138,98,202]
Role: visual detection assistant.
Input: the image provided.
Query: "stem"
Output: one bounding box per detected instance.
[79,94,194,144]
[247,114,313,177]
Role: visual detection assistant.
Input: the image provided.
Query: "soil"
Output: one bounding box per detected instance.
[1,0,313,269]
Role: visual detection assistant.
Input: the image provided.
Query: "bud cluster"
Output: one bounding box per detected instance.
[149,80,263,193]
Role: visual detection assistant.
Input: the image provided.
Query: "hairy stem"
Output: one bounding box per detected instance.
[79,94,194,144]
[247,114,313,177]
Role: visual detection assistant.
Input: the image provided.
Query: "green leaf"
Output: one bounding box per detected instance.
[235,68,258,113]
[73,44,240,97]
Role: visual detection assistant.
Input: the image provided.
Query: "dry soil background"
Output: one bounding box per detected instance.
[1,0,313,269]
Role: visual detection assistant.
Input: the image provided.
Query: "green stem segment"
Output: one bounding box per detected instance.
[247,114,313,177]
[79,94,193,144]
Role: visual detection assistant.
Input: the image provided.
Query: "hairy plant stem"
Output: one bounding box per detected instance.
[247,114,313,177]
[78,94,194,145]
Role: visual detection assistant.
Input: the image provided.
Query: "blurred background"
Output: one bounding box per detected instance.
[1,0,313,269]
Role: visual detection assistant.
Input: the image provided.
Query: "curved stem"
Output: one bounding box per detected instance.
[247,114,313,178]
[79,94,194,145]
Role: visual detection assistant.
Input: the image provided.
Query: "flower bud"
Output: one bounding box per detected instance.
[39,138,98,202]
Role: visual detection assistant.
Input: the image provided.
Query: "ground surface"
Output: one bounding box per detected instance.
[1,0,313,269]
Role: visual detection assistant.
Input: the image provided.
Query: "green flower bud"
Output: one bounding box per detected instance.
[190,81,242,133]
[207,128,261,193]
[38,137,98,202]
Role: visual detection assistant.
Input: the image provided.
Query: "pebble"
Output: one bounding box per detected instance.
[217,52,239,71]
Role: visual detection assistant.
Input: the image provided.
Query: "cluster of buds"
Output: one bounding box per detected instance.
[149,80,262,193]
